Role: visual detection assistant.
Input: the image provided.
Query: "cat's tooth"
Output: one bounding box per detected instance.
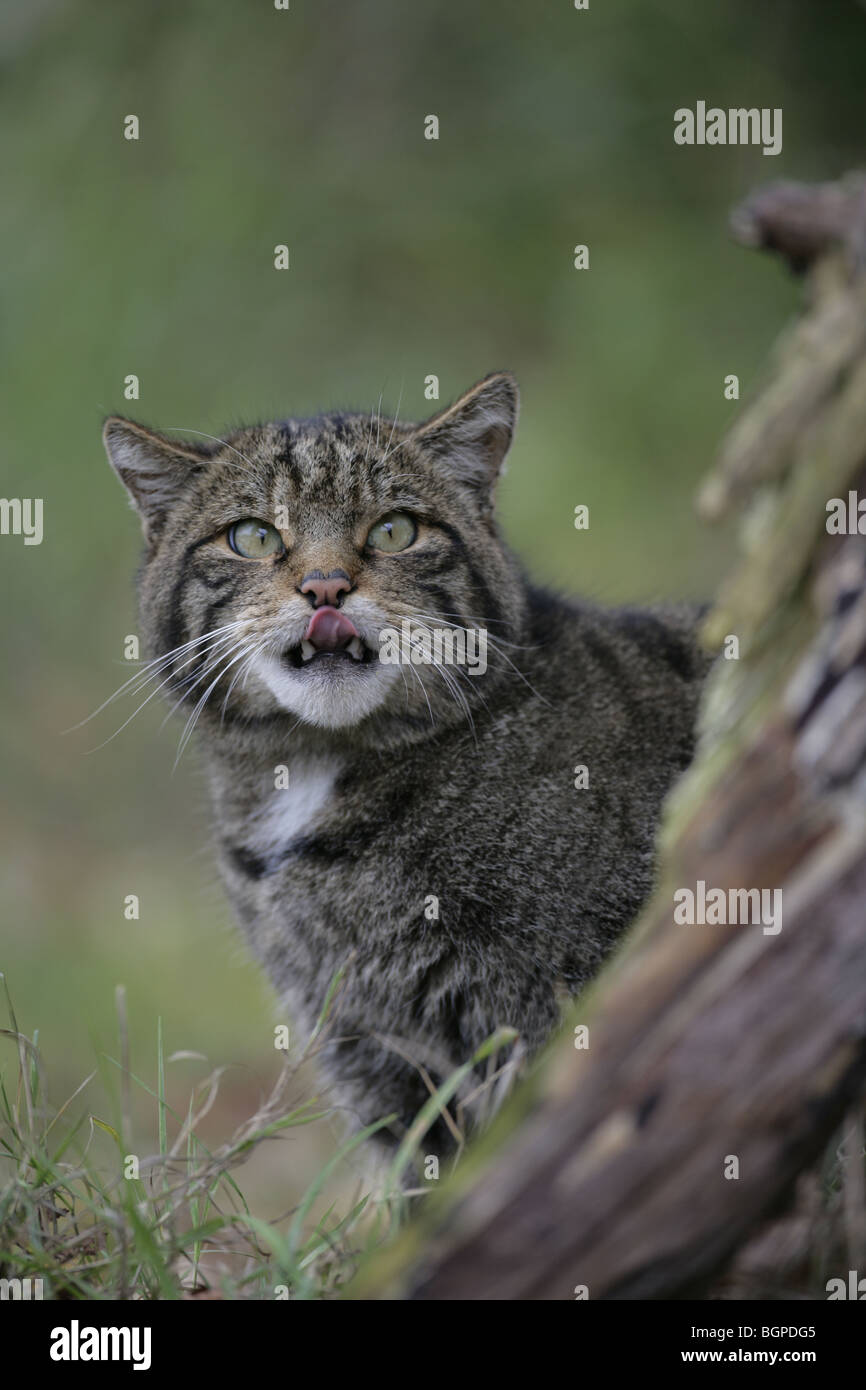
[347,636,364,661]
[301,639,316,662]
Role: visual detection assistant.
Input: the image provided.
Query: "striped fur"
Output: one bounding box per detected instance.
[104,373,711,1163]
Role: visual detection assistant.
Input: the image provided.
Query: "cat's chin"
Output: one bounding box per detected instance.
[248,651,400,730]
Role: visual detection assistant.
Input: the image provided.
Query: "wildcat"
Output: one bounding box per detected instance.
[103,372,710,1156]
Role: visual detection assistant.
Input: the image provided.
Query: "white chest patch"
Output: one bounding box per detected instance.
[247,758,342,857]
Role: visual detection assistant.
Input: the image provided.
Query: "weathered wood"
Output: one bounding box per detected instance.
[352,175,866,1301]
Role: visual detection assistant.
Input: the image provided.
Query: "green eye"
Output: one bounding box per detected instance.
[366,511,416,553]
[227,518,284,559]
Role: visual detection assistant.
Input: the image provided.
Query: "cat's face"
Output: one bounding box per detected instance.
[104,373,525,735]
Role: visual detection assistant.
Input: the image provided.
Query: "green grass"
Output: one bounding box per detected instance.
[0,972,519,1300]
[0,975,362,1298]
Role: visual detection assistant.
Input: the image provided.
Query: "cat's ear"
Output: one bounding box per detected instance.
[413,372,518,492]
[103,417,212,541]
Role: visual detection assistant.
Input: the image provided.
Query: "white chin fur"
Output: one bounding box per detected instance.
[249,653,399,729]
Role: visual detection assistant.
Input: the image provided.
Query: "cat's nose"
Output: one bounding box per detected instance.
[300,568,352,609]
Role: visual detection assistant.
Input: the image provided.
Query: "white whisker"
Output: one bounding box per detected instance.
[81,624,254,750]
[406,661,435,728]
[161,428,260,481]
[67,621,251,732]
[173,643,257,771]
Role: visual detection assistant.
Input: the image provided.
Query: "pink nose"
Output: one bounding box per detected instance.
[300,569,351,608]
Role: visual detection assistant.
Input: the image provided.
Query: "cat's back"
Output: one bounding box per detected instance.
[519,584,709,755]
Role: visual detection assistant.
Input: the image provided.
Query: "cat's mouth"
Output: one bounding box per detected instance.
[281,606,374,671]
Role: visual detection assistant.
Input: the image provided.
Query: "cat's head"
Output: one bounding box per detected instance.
[103,372,526,736]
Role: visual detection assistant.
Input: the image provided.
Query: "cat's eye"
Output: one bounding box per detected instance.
[366,511,417,553]
[227,518,285,559]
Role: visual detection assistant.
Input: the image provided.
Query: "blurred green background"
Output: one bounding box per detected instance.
[2,0,865,1219]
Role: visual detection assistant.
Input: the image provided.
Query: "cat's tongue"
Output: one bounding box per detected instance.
[303,606,360,651]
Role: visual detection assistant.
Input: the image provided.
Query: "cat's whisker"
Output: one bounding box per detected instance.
[240,649,262,693]
[82,627,254,752]
[68,622,251,731]
[89,653,227,752]
[396,617,482,742]
[159,631,255,727]
[403,606,548,703]
[429,658,478,745]
[396,661,411,713]
[148,630,250,713]
[405,661,435,728]
[407,605,537,649]
[220,640,268,723]
[402,608,523,678]
[173,643,256,770]
[382,494,425,514]
[168,628,257,703]
[438,654,493,715]
[437,611,541,649]
[378,386,405,467]
[84,665,204,753]
[160,428,260,482]
[364,405,376,464]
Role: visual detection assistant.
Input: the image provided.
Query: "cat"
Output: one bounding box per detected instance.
[103,371,710,1158]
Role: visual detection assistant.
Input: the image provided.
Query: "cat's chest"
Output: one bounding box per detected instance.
[244,757,343,862]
